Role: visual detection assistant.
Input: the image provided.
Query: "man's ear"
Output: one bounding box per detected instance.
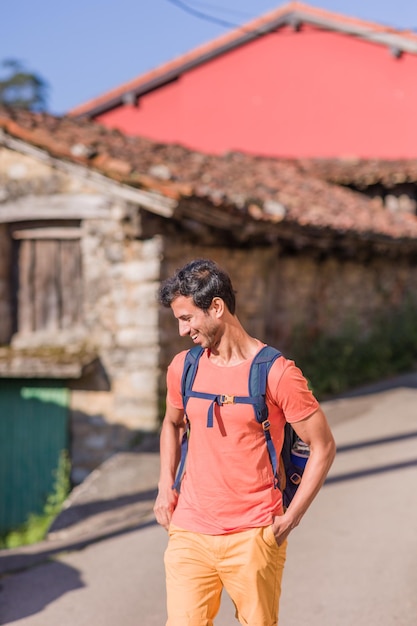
[210,297,225,318]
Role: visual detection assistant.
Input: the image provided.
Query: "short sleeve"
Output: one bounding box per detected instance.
[166,350,188,409]
[267,357,319,423]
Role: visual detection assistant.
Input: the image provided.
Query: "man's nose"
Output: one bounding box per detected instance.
[179,320,190,336]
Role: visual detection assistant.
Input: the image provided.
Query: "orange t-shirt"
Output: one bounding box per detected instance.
[167,346,318,534]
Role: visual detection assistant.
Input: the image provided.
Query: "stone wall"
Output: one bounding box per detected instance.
[158,239,417,403]
[262,253,417,350]
[68,215,163,482]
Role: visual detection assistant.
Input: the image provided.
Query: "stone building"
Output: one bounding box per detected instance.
[1,107,417,529]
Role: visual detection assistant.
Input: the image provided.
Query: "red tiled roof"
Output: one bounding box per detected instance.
[69,2,417,118]
[287,158,417,188]
[1,106,417,246]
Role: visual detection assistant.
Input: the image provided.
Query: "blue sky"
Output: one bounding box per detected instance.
[2,0,417,114]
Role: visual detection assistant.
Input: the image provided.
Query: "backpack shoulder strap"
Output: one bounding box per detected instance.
[173,346,204,492]
[181,346,204,411]
[181,346,221,426]
[248,345,282,484]
[249,345,282,412]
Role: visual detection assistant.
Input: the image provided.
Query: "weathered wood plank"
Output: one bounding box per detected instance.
[34,240,60,331]
[60,240,82,328]
[0,226,13,342]
[17,239,34,333]
[12,228,81,240]
[0,194,111,223]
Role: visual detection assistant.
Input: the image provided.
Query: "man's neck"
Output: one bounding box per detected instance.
[208,323,262,367]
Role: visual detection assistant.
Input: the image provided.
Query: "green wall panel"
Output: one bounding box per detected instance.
[0,379,69,533]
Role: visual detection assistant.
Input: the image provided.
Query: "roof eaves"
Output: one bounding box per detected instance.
[297,10,417,54]
[0,128,177,219]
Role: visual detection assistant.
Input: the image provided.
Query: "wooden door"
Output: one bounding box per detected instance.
[11,223,83,333]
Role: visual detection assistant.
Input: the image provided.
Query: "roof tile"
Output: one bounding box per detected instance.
[1,106,417,245]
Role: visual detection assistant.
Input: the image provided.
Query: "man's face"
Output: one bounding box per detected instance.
[171,295,221,349]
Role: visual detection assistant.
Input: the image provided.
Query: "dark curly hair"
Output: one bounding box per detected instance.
[159,259,236,314]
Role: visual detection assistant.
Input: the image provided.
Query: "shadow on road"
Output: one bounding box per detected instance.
[325,428,417,485]
[0,560,84,624]
[326,457,417,484]
[332,371,417,399]
[49,488,158,533]
[0,518,158,580]
[336,429,417,453]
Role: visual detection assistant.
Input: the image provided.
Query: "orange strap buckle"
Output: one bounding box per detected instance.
[220,394,235,405]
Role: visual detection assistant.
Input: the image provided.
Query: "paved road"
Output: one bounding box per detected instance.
[1,374,417,625]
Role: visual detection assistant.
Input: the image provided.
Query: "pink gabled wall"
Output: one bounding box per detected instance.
[96,25,417,159]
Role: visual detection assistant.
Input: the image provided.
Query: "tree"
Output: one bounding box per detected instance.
[0,59,49,111]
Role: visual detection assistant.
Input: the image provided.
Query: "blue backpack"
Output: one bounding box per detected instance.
[174,345,308,508]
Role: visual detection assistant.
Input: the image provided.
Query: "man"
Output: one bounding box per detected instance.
[154,258,336,626]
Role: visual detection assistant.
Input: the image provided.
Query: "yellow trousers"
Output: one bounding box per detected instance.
[164,525,287,626]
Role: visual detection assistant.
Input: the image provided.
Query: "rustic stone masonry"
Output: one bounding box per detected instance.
[69,217,163,482]
[159,239,417,374]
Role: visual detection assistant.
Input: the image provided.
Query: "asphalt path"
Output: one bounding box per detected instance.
[1,374,417,625]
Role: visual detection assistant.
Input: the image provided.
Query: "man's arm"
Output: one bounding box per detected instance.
[272,407,336,544]
[153,401,185,530]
